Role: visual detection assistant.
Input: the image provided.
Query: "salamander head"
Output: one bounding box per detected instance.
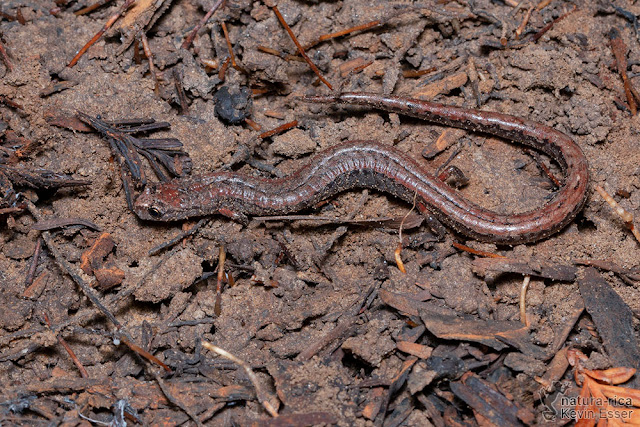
[134,182,193,221]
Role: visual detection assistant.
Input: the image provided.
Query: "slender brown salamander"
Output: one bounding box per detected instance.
[134,93,589,244]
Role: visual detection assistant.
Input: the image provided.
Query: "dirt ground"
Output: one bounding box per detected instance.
[1,0,640,425]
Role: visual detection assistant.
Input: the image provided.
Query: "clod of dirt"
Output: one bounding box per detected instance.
[0,292,32,331]
[134,248,203,303]
[341,318,395,366]
[503,353,547,377]
[3,234,36,259]
[213,85,253,125]
[270,128,317,158]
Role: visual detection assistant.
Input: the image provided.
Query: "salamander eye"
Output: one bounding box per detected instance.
[147,206,163,219]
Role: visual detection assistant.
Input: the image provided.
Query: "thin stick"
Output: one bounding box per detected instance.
[214,245,226,316]
[519,275,531,327]
[452,242,507,258]
[202,341,279,417]
[181,0,225,50]
[67,0,135,67]
[74,0,115,16]
[259,120,298,139]
[0,38,13,72]
[515,5,534,39]
[44,312,89,378]
[140,32,159,94]
[244,118,262,131]
[270,4,333,90]
[148,219,207,256]
[25,237,42,287]
[609,27,639,115]
[119,335,171,372]
[532,5,577,42]
[535,0,552,11]
[221,21,237,68]
[301,20,381,51]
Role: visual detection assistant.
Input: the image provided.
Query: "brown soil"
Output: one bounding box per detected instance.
[1,0,639,425]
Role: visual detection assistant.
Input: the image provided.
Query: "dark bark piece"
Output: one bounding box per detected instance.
[382,396,413,427]
[578,268,640,386]
[450,372,534,426]
[495,328,550,360]
[472,257,577,281]
[420,307,540,353]
[379,289,431,317]
[0,165,90,189]
[375,357,418,426]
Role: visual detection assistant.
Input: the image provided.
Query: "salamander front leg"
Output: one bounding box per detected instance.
[418,202,448,240]
[217,208,249,225]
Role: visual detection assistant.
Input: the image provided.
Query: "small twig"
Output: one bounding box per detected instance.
[297,317,358,361]
[0,206,25,215]
[526,148,561,188]
[119,335,171,372]
[67,0,135,67]
[515,5,534,39]
[74,0,115,16]
[535,0,552,11]
[32,217,102,231]
[148,219,207,256]
[452,242,507,258]
[0,95,23,110]
[214,245,226,316]
[258,120,298,139]
[44,313,89,378]
[301,20,381,51]
[256,45,305,62]
[140,32,159,94]
[519,275,531,327]
[181,0,225,50]
[202,341,279,417]
[595,185,640,244]
[608,28,640,116]
[0,37,13,72]
[25,237,42,287]
[270,4,333,90]
[532,5,577,42]
[244,118,262,131]
[0,11,17,21]
[221,21,237,69]
[403,66,437,78]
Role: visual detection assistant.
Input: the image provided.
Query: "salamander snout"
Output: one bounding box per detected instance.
[133,187,169,221]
